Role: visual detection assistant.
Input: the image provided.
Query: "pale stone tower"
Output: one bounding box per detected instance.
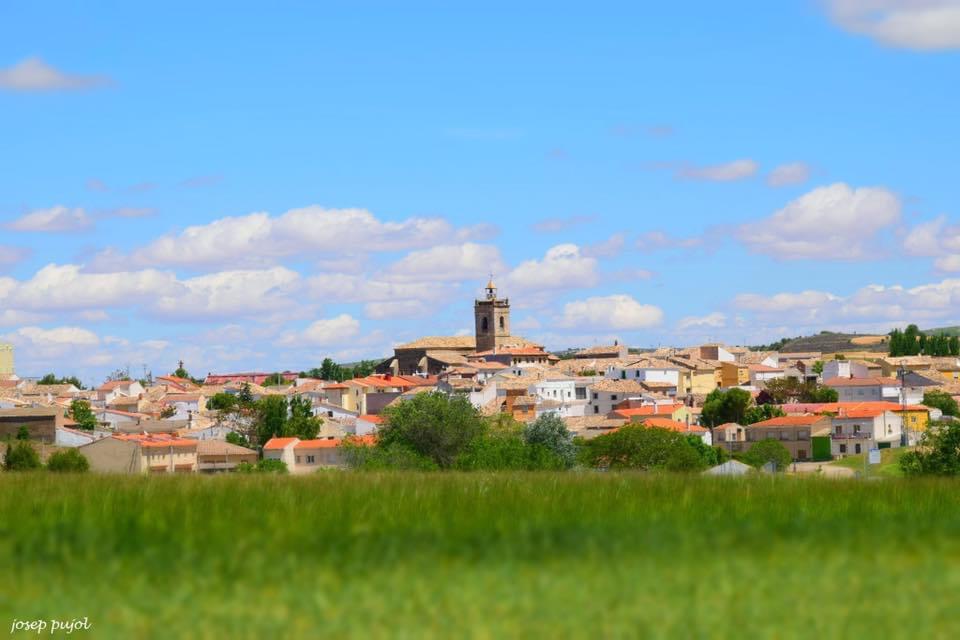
[474,278,510,353]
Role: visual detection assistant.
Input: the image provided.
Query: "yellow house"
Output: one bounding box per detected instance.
[669,357,720,395]
[720,362,750,388]
[896,406,931,432]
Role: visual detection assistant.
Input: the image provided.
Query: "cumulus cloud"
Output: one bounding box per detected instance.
[824,0,960,50]
[739,183,901,259]
[505,244,599,293]
[558,294,664,330]
[677,159,758,182]
[583,233,626,259]
[677,312,727,330]
[0,57,110,92]
[91,206,488,270]
[766,162,812,187]
[151,267,303,321]
[385,243,505,282]
[903,215,960,271]
[0,264,179,311]
[6,206,93,232]
[734,279,960,328]
[279,314,361,347]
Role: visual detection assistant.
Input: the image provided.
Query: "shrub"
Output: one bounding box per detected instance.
[378,392,485,468]
[3,441,41,471]
[579,426,707,472]
[743,439,792,471]
[47,449,90,473]
[523,414,576,469]
[900,421,960,476]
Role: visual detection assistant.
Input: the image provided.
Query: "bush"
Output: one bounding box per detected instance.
[47,449,90,473]
[238,458,289,474]
[378,392,485,468]
[3,441,41,471]
[579,426,707,472]
[923,391,959,418]
[900,421,960,476]
[342,441,439,471]
[523,414,576,469]
[743,439,792,471]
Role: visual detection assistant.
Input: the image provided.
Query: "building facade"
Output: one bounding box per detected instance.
[474,279,511,353]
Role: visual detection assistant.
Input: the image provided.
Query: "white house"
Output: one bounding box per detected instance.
[606,358,681,388]
[822,359,876,380]
[830,407,904,456]
[95,380,145,405]
[588,379,648,415]
[748,364,787,386]
[824,377,923,404]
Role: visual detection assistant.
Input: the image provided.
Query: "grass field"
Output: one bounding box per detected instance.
[830,447,909,477]
[3,473,960,639]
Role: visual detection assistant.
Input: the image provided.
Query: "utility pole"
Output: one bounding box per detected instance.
[899,361,908,447]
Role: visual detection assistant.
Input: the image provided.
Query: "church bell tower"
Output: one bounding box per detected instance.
[474,277,510,353]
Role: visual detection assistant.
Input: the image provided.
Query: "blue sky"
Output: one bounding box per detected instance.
[1,1,959,384]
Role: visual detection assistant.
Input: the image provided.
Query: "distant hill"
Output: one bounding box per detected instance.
[923,326,960,336]
[775,332,889,354]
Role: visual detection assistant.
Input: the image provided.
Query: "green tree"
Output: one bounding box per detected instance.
[923,390,959,417]
[377,392,485,468]
[262,372,287,386]
[255,396,289,445]
[903,324,921,356]
[900,421,960,476]
[799,383,838,403]
[47,449,90,472]
[701,388,752,427]
[207,393,238,412]
[523,413,576,469]
[319,357,341,381]
[237,458,289,474]
[288,395,322,440]
[812,360,824,375]
[38,373,84,389]
[342,440,438,471]
[159,405,177,419]
[761,378,804,404]
[3,440,41,471]
[889,329,904,357]
[579,425,707,472]
[16,426,30,441]
[685,434,722,467]
[744,404,786,425]
[69,399,99,431]
[237,383,254,406]
[225,431,251,448]
[743,439,792,471]
[951,336,960,357]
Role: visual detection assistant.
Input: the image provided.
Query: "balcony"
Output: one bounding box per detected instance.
[830,433,873,440]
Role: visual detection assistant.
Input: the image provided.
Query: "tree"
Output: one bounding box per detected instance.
[812,360,824,375]
[744,404,785,425]
[320,357,340,381]
[579,426,707,472]
[287,395,322,440]
[225,431,251,448]
[701,388,752,427]
[207,393,238,412]
[800,384,838,403]
[889,329,904,357]
[900,421,960,476]
[761,378,804,404]
[923,390,959,417]
[47,449,90,472]
[523,413,576,469]
[262,372,288,387]
[951,336,960,357]
[69,399,99,431]
[237,383,254,406]
[159,406,177,419]
[3,440,41,471]
[685,434,723,467]
[38,373,84,389]
[236,458,289,474]
[743,439,792,471]
[16,426,29,441]
[255,396,289,445]
[173,365,191,380]
[377,392,485,468]
[903,324,921,356]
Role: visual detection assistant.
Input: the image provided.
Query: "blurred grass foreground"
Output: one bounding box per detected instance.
[3,472,960,639]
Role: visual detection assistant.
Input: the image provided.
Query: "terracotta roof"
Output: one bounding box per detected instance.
[352,375,418,389]
[294,438,342,450]
[748,415,825,427]
[748,364,783,372]
[113,434,197,449]
[358,414,384,424]
[589,379,648,393]
[395,336,477,350]
[824,377,899,387]
[263,437,299,450]
[611,404,684,418]
[637,417,707,433]
[781,401,929,414]
[574,345,625,357]
[473,346,549,357]
[512,395,538,406]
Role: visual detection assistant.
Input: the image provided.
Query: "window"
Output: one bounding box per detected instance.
[853,424,860,434]
[307,455,316,464]
[499,316,505,330]
[592,392,598,400]
[835,425,842,435]
[327,410,334,417]
[296,456,301,463]
[854,444,861,454]
[621,371,626,379]
[576,388,586,400]
[840,444,847,454]
[593,406,599,414]
[611,395,618,401]
[481,317,489,333]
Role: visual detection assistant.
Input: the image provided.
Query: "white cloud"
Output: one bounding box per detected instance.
[825,0,960,50]
[733,279,960,329]
[739,183,901,259]
[677,312,727,330]
[6,206,92,232]
[151,267,302,320]
[0,57,110,92]
[505,244,599,293]
[386,243,505,282]
[766,162,811,187]
[1,264,179,311]
[284,314,361,347]
[677,159,758,182]
[94,206,486,270]
[583,233,626,259]
[903,216,960,271]
[364,300,432,319]
[558,294,664,330]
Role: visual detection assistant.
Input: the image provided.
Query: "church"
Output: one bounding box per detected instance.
[376,279,552,376]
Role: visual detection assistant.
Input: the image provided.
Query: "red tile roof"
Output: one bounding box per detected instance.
[358,414,384,424]
[748,415,825,427]
[611,404,685,418]
[263,437,299,450]
[639,417,707,433]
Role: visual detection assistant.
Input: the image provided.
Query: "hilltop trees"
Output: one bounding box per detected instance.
[38,374,85,389]
[889,325,960,357]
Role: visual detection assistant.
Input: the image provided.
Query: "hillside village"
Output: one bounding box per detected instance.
[1,281,959,475]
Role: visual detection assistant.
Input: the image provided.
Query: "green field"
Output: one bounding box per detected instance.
[830,447,909,477]
[3,473,960,639]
